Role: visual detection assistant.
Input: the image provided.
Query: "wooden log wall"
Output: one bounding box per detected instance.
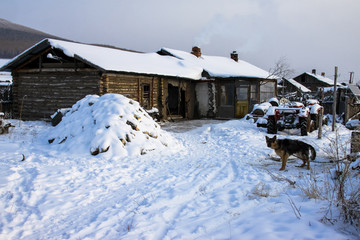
[104,73,161,109]
[347,98,360,120]
[12,62,195,121]
[159,77,167,119]
[13,70,100,120]
[103,73,195,119]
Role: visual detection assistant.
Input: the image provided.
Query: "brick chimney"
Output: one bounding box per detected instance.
[191,46,201,58]
[230,51,238,62]
[312,69,316,75]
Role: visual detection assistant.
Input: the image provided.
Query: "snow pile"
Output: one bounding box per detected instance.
[345,119,360,130]
[47,94,177,157]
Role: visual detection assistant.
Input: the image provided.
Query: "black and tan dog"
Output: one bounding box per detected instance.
[265,136,316,170]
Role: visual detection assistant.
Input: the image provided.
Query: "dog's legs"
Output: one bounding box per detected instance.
[300,157,306,168]
[306,156,310,170]
[280,153,289,171]
[299,156,310,170]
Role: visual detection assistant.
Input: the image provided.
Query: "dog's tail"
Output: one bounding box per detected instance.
[310,145,316,160]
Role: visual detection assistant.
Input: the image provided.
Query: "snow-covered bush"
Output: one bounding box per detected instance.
[47,94,178,157]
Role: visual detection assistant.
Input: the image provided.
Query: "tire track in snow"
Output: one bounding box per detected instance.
[122,126,263,239]
[0,164,45,240]
[0,120,294,239]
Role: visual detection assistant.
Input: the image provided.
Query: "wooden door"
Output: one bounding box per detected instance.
[235,87,249,118]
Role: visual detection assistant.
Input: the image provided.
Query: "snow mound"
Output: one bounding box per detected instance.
[48,94,176,157]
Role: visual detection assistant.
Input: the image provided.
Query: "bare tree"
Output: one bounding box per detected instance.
[268,56,294,79]
[265,57,295,97]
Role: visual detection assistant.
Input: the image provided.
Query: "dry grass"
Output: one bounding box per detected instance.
[299,128,360,230]
[298,169,326,200]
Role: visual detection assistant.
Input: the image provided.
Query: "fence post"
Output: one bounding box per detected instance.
[351,131,360,153]
[332,66,338,131]
[318,108,324,139]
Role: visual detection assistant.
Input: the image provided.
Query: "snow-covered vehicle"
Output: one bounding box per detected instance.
[246,98,279,127]
[306,99,327,130]
[266,99,325,136]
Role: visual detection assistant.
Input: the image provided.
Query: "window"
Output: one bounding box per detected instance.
[220,83,234,106]
[141,84,151,109]
[250,84,257,102]
[260,81,275,102]
[236,87,248,101]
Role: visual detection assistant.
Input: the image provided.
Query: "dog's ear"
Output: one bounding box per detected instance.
[273,135,277,140]
[265,136,269,141]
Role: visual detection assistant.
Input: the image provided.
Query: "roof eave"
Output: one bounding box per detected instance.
[0,38,51,71]
[73,54,105,72]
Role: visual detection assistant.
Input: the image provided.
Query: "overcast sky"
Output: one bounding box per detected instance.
[1,0,359,82]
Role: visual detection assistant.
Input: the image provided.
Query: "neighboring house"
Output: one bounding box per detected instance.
[0,39,202,120]
[329,84,360,122]
[292,69,360,119]
[0,59,12,118]
[158,47,277,119]
[316,83,360,119]
[278,77,311,100]
[293,69,340,92]
[341,84,360,122]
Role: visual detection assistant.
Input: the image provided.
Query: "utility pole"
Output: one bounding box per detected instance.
[318,88,324,139]
[332,66,338,131]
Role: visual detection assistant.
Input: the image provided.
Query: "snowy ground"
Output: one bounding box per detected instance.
[0,118,358,240]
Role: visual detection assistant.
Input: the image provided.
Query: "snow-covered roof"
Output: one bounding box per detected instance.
[1,39,274,81]
[0,74,12,86]
[349,84,360,97]
[159,48,274,79]
[1,39,203,80]
[306,72,340,86]
[0,59,10,68]
[286,78,311,93]
[0,59,12,85]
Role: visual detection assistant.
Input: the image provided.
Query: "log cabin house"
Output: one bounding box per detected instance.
[277,77,311,100]
[1,39,278,121]
[293,69,340,93]
[158,47,277,119]
[292,70,360,120]
[0,39,202,120]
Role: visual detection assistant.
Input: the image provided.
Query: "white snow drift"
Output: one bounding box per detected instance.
[0,108,358,239]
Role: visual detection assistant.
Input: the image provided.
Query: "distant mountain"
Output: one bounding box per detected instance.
[0,18,65,59]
